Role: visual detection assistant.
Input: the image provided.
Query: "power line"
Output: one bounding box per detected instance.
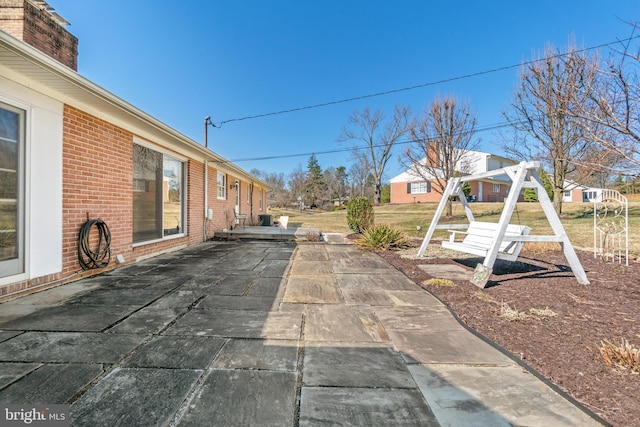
[214,35,640,127]
[224,121,513,163]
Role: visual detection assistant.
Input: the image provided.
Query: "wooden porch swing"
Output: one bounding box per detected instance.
[417,161,589,288]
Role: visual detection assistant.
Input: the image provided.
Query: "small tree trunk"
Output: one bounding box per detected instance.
[553,187,563,214]
[446,198,453,217]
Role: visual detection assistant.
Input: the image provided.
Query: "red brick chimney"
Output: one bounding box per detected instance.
[0,0,78,70]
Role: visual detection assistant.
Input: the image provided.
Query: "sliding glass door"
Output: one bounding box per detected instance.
[0,102,24,278]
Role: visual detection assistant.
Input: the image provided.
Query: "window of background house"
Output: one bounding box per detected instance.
[409,181,431,194]
[217,172,226,199]
[493,183,501,193]
[259,189,263,210]
[133,143,185,243]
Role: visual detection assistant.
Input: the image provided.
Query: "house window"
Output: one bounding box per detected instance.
[259,189,263,211]
[217,172,226,199]
[408,181,431,194]
[564,191,571,198]
[0,102,25,277]
[133,143,185,243]
[493,183,501,193]
[247,183,251,203]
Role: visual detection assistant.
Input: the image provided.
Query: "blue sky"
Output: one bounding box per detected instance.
[55,1,639,181]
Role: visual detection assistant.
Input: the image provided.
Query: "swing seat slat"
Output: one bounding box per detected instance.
[442,221,531,262]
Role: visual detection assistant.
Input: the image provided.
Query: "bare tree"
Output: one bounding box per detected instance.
[504,40,600,213]
[400,95,479,216]
[324,166,349,206]
[338,105,411,203]
[287,165,306,210]
[348,147,375,198]
[250,168,289,208]
[574,27,640,172]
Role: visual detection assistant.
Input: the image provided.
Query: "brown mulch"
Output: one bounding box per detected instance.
[377,242,640,427]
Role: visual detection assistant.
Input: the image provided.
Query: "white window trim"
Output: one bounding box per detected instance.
[493,183,501,193]
[132,139,188,243]
[411,181,430,194]
[217,172,226,200]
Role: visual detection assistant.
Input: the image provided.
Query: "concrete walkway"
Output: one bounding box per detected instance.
[0,241,602,426]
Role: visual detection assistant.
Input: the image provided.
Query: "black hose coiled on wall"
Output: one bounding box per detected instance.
[78,218,111,270]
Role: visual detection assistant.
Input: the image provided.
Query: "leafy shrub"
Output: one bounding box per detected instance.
[355,224,410,251]
[346,197,374,233]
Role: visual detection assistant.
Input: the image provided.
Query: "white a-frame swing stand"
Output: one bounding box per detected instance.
[417,161,589,288]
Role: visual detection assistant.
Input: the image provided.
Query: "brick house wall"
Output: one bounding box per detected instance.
[390,179,511,204]
[0,11,269,300]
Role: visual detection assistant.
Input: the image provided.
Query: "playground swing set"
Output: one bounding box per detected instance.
[417,161,590,288]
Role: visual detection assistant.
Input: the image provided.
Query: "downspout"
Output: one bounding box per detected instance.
[250,182,254,224]
[204,160,208,242]
[203,116,210,242]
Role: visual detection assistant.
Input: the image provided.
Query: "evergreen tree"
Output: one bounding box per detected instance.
[303,154,327,208]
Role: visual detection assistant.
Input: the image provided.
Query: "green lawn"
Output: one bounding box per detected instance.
[269,201,639,256]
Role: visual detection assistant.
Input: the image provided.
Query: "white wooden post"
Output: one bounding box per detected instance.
[471,162,528,288]
[417,178,459,257]
[530,169,589,285]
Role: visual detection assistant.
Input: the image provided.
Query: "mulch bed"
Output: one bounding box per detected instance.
[377,243,639,427]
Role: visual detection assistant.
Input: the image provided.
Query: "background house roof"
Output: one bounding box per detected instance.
[390,149,517,183]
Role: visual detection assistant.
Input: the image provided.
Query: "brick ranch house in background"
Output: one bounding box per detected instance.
[389,150,518,204]
[0,0,268,300]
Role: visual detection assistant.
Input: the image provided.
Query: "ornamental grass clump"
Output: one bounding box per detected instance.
[355,224,410,251]
[598,338,640,374]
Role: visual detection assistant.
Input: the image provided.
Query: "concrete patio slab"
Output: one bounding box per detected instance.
[253,259,290,277]
[178,370,296,426]
[386,290,445,306]
[0,331,22,343]
[0,332,146,363]
[387,328,514,366]
[197,295,278,312]
[209,275,254,295]
[70,368,201,426]
[164,309,302,340]
[335,272,418,291]
[2,281,101,306]
[410,364,602,427]
[294,246,329,261]
[305,305,389,343]
[147,289,206,309]
[212,339,298,371]
[283,275,343,304]
[299,387,438,426]
[106,306,186,334]
[374,306,455,331]
[303,345,415,388]
[0,363,103,404]
[330,256,392,270]
[0,305,138,331]
[0,362,40,389]
[124,336,225,369]
[341,288,395,306]
[418,263,474,281]
[289,259,333,275]
[245,277,284,297]
[67,288,168,306]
